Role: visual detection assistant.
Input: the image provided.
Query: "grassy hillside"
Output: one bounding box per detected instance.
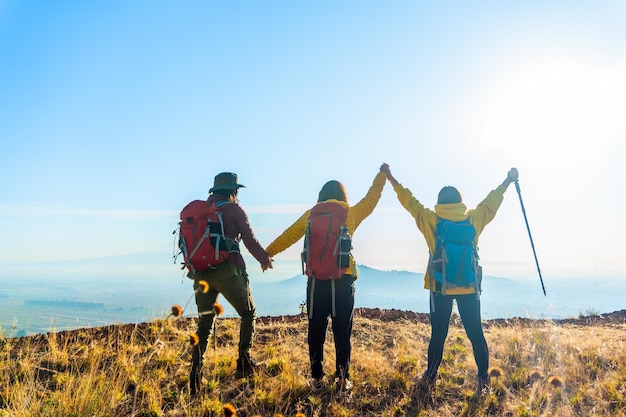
[1,308,625,416]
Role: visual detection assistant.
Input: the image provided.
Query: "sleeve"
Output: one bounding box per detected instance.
[347,171,386,232]
[265,210,310,257]
[393,183,438,252]
[468,185,506,236]
[233,204,271,265]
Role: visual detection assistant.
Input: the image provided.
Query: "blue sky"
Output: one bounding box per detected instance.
[1,1,625,285]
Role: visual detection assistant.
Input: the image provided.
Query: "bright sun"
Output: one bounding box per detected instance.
[474,55,625,168]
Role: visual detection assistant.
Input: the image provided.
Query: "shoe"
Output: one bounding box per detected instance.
[477,375,490,395]
[417,371,437,388]
[310,377,325,391]
[236,354,260,378]
[414,371,436,397]
[335,377,353,392]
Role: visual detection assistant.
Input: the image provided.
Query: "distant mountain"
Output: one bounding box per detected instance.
[259,264,423,287]
[352,264,425,292]
[251,265,427,315]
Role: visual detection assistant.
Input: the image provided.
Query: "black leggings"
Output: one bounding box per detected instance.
[306,274,355,380]
[425,292,489,381]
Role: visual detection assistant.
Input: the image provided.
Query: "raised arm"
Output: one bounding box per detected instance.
[347,168,387,231]
[380,163,399,187]
[470,167,520,236]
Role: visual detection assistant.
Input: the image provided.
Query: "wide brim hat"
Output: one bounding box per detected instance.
[209,172,246,193]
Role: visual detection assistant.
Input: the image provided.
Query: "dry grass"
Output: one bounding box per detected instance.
[1,308,625,417]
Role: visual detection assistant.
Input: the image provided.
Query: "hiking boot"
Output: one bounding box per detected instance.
[334,377,353,392]
[477,375,490,395]
[414,371,436,397]
[417,371,437,388]
[235,355,260,379]
[310,377,326,391]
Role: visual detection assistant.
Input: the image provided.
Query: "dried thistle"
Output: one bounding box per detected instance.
[548,375,564,388]
[214,303,224,316]
[189,333,199,346]
[223,403,237,416]
[223,403,236,417]
[489,366,504,378]
[170,304,183,318]
[529,369,543,383]
[197,280,209,294]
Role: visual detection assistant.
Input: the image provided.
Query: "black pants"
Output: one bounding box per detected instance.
[306,274,355,380]
[425,291,489,382]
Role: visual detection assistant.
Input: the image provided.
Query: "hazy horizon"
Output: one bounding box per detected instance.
[2,262,624,338]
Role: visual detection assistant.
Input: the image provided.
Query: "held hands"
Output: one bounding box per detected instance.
[261,258,273,272]
[380,163,399,187]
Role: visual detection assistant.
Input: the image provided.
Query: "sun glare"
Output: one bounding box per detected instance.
[475,56,625,168]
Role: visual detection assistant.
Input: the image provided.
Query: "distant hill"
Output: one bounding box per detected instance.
[260,264,424,290]
[252,265,426,316]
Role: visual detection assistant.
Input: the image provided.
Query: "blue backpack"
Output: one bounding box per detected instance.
[427,218,482,294]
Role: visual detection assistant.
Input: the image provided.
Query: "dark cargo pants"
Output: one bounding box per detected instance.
[190,263,256,373]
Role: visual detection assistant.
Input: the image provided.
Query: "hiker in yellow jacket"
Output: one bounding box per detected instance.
[265,165,387,392]
[381,164,518,391]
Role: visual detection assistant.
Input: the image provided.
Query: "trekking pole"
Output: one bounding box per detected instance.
[514,180,547,296]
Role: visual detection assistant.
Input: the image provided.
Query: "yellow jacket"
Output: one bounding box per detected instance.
[393,183,508,294]
[266,172,386,278]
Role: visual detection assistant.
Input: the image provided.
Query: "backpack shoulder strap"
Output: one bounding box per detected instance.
[208,200,240,253]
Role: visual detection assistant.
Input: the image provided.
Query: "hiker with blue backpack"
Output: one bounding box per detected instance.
[265,165,387,392]
[381,164,518,392]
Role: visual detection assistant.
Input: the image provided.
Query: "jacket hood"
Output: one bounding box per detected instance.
[434,203,468,222]
[318,199,350,209]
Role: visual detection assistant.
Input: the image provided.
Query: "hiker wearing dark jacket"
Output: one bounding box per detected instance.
[265,166,387,391]
[188,172,272,396]
[382,164,518,391]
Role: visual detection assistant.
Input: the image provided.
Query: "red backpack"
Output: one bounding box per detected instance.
[177,200,237,273]
[302,201,352,280]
